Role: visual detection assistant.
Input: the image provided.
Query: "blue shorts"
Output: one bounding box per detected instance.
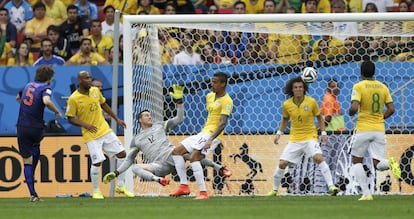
[17,126,44,158]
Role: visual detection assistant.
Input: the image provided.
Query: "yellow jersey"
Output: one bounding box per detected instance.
[24,17,57,49]
[45,0,68,24]
[242,0,265,14]
[160,37,180,64]
[201,92,233,140]
[217,0,235,9]
[351,80,393,132]
[104,0,138,15]
[310,36,345,61]
[271,23,310,64]
[301,0,331,13]
[6,53,35,66]
[88,35,114,58]
[66,87,112,142]
[68,52,107,65]
[136,5,160,15]
[283,96,319,142]
[0,43,12,66]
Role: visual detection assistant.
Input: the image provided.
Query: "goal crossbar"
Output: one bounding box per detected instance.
[124,12,414,24]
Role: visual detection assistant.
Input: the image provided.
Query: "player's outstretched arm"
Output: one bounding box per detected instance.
[43,95,62,118]
[118,147,139,173]
[165,84,185,132]
[103,147,139,184]
[169,84,184,103]
[101,103,126,129]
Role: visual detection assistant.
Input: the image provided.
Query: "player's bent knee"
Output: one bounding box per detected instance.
[312,154,324,163]
[278,160,289,169]
[189,153,204,162]
[172,145,187,155]
[351,156,364,164]
[115,151,127,158]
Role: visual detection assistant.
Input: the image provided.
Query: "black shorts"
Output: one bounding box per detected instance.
[17,126,44,158]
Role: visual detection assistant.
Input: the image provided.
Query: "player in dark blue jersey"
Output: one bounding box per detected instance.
[16,66,62,202]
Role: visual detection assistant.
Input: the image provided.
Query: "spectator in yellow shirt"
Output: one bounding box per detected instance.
[214,0,236,10]
[301,0,331,13]
[136,0,161,14]
[310,35,345,62]
[241,0,265,13]
[65,38,109,65]
[345,0,363,12]
[7,42,34,66]
[272,8,311,64]
[88,20,114,61]
[104,0,138,16]
[43,0,67,25]
[159,28,180,64]
[24,2,56,51]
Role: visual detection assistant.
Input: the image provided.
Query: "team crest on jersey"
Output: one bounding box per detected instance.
[93,92,98,98]
[304,105,309,111]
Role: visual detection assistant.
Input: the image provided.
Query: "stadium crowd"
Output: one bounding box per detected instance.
[0,0,413,66]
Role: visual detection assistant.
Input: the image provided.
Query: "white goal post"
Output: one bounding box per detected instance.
[123,13,414,196]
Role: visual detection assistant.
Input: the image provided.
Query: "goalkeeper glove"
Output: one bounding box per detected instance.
[103,172,117,184]
[169,84,184,103]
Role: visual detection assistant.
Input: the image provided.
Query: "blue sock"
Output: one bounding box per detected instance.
[24,164,36,196]
[32,146,40,175]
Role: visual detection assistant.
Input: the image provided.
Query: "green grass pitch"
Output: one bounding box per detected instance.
[1,195,413,219]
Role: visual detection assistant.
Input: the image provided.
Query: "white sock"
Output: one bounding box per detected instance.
[352,163,370,195]
[200,158,221,171]
[132,165,159,181]
[318,161,334,187]
[173,155,188,185]
[376,159,389,171]
[191,161,206,192]
[90,165,100,193]
[272,167,285,191]
[116,158,126,187]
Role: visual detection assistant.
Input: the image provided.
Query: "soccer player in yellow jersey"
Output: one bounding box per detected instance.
[349,61,400,201]
[65,70,134,199]
[267,76,339,197]
[170,72,233,200]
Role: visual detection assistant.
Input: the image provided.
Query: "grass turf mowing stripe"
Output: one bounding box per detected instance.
[1,195,412,219]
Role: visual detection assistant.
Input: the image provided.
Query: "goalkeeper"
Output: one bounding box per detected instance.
[104,85,232,186]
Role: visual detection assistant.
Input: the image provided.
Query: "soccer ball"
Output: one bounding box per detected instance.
[301,67,318,83]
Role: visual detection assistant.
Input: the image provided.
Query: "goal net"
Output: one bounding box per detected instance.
[123,13,414,196]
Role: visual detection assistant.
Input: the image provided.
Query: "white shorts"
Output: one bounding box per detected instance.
[86,132,125,164]
[351,131,386,160]
[280,140,322,164]
[181,132,221,155]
